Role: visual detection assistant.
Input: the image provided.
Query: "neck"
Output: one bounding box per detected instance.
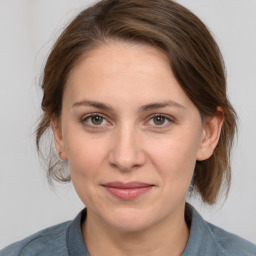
[82,205,189,256]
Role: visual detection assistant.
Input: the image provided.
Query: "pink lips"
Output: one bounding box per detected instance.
[103,182,154,200]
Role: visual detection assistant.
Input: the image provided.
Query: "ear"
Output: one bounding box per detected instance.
[196,107,224,161]
[51,117,68,160]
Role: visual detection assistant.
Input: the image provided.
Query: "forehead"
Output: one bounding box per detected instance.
[68,42,172,82]
[63,42,195,111]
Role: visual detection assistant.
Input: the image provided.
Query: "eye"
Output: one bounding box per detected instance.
[147,114,173,126]
[82,114,109,127]
[152,116,166,125]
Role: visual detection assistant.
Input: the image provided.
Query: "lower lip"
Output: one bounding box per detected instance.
[104,186,154,200]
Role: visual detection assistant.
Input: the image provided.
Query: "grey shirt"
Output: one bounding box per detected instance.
[1,204,256,256]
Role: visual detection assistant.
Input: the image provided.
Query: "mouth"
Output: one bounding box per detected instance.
[102,182,154,200]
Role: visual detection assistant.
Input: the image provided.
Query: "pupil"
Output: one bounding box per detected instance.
[92,116,103,125]
[154,116,165,125]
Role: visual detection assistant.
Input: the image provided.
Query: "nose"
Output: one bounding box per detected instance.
[108,125,146,172]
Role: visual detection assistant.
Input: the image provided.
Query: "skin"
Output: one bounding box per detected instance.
[52,42,223,256]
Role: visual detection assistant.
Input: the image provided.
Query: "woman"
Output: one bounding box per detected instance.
[1,0,255,255]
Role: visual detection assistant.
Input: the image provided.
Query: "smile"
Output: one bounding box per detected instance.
[102,182,154,200]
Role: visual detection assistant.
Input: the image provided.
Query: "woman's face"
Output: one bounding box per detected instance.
[53,42,211,232]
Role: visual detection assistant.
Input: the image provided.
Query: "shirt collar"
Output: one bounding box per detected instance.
[67,209,90,256]
[67,203,217,256]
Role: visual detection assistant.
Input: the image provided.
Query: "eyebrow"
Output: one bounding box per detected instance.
[138,100,186,112]
[72,99,186,112]
[72,100,114,111]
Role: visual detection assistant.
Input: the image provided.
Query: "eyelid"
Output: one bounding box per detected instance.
[82,112,105,120]
[149,113,174,121]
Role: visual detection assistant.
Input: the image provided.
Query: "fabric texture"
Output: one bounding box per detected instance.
[1,204,255,256]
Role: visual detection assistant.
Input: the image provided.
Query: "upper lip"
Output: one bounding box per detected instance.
[103,182,154,188]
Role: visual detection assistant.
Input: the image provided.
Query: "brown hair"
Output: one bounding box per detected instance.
[36,0,237,204]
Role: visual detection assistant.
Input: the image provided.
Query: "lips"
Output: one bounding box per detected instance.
[102,182,154,200]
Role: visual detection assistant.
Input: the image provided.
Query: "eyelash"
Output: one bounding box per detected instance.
[81,113,174,129]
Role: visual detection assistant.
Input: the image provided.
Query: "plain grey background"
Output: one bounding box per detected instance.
[0,0,255,249]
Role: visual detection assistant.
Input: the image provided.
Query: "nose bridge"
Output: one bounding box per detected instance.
[109,122,145,171]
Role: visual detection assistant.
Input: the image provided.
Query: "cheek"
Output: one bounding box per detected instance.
[65,132,109,179]
[65,133,111,206]
[147,132,200,184]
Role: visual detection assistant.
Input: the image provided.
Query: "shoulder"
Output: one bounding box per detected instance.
[206,222,256,256]
[185,203,256,256]
[0,221,71,256]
